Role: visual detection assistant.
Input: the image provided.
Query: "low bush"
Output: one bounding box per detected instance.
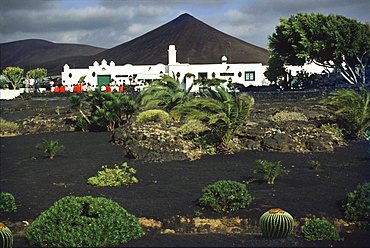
[0,192,17,213]
[342,182,370,230]
[268,111,308,122]
[26,196,144,247]
[198,180,252,212]
[0,118,18,136]
[36,139,65,159]
[87,163,138,187]
[320,123,344,140]
[296,218,343,241]
[136,109,171,123]
[178,119,210,135]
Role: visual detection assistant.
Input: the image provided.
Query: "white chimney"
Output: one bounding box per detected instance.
[221,55,227,64]
[168,45,177,65]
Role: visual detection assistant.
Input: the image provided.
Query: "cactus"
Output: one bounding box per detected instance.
[0,223,13,248]
[259,208,294,238]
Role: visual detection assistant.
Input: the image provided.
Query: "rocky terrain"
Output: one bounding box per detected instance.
[1,92,346,163]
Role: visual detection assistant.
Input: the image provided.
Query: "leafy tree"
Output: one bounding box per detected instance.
[26,68,47,83]
[138,74,194,113]
[263,54,288,89]
[2,67,24,89]
[173,86,254,148]
[268,13,370,85]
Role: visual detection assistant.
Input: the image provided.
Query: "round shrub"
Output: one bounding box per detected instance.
[0,223,13,248]
[0,192,17,213]
[342,182,370,230]
[198,180,252,212]
[296,218,343,241]
[259,208,294,238]
[136,109,171,123]
[26,196,144,247]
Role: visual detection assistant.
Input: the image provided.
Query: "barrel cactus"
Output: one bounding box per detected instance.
[259,208,294,238]
[0,223,13,248]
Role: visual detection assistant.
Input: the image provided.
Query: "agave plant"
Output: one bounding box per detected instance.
[320,87,370,139]
[173,86,254,148]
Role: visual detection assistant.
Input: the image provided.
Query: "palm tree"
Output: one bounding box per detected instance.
[173,86,254,148]
[138,75,194,113]
[320,87,370,138]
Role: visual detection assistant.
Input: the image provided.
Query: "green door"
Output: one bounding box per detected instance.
[97,75,111,87]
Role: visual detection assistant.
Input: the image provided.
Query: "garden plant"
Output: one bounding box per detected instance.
[136,109,171,123]
[0,223,13,248]
[26,196,144,247]
[0,192,17,213]
[87,163,138,187]
[296,218,343,241]
[173,86,254,149]
[1,67,23,90]
[69,90,138,131]
[36,139,65,159]
[259,208,294,238]
[198,180,252,212]
[249,160,289,184]
[342,182,370,230]
[320,87,370,139]
[0,118,18,136]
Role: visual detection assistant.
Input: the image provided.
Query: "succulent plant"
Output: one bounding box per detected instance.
[0,223,13,248]
[259,208,294,238]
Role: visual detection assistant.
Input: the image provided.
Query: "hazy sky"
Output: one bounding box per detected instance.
[0,0,369,49]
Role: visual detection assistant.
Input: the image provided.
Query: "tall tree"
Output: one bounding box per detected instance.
[26,68,47,83]
[2,67,24,89]
[268,13,370,85]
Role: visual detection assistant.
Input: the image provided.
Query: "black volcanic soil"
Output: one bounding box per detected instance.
[1,95,369,247]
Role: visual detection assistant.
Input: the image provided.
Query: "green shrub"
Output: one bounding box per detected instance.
[320,123,344,140]
[88,163,138,187]
[342,182,370,230]
[36,139,65,159]
[252,160,289,184]
[178,119,210,135]
[268,111,308,122]
[259,209,294,238]
[296,218,343,241]
[26,196,144,247]
[0,193,17,213]
[136,109,171,123]
[0,118,18,136]
[198,180,252,212]
[0,223,13,248]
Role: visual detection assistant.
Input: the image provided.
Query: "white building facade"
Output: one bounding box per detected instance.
[61,45,325,90]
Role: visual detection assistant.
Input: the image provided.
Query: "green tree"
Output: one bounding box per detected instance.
[26,68,47,83]
[173,86,254,148]
[263,54,287,89]
[268,13,370,85]
[2,67,24,89]
[138,74,194,113]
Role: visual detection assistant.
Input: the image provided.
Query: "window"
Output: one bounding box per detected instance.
[245,71,255,81]
[198,72,208,79]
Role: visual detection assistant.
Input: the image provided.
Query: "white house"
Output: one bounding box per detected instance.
[61,45,325,90]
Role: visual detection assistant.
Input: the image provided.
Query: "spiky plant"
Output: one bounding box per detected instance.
[172,86,254,148]
[36,139,65,159]
[138,74,195,113]
[320,87,370,139]
[259,208,294,238]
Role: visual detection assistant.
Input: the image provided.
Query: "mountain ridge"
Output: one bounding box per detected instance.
[1,13,270,75]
